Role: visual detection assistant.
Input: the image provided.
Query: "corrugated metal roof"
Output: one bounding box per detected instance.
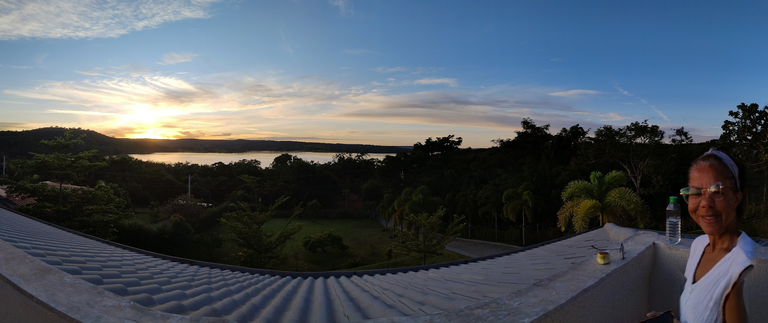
[0,206,617,323]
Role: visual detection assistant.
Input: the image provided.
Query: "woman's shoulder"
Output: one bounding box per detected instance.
[691,234,709,249]
[736,231,757,262]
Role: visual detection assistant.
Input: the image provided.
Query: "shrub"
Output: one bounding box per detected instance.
[302,229,349,253]
[114,219,158,250]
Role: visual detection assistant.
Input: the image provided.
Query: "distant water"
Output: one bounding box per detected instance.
[128,151,391,166]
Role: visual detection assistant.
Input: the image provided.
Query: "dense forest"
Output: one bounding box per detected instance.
[2,103,768,269]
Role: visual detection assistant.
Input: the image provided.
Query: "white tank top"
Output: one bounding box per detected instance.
[679,232,755,323]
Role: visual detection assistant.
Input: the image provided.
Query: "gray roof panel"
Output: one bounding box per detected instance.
[0,206,619,323]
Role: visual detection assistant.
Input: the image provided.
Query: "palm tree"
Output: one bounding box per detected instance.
[393,187,415,234]
[503,182,535,245]
[378,193,396,230]
[556,170,648,233]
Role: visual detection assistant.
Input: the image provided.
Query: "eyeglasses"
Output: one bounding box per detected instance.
[679,182,729,205]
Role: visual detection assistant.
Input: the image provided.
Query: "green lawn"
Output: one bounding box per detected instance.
[263,218,467,272]
[123,212,469,272]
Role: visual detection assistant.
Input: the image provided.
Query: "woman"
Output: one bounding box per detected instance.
[677,148,756,323]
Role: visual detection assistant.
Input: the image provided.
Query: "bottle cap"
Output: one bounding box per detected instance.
[669,196,678,204]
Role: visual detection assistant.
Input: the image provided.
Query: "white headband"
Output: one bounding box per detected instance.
[702,148,740,190]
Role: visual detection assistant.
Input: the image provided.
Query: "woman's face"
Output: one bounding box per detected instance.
[688,164,742,237]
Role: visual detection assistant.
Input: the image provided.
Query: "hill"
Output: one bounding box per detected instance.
[0,127,410,159]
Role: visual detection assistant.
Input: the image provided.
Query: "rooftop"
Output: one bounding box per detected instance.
[1,206,767,322]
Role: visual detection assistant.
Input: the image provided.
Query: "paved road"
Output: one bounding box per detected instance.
[377,217,519,258]
[445,237,519,258]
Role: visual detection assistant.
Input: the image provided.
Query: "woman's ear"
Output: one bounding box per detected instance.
[734,191,743,206]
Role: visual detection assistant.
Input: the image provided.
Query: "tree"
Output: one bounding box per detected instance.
[669,127,693,145]
[720,103,768,165]
[720,103,768,203]
[591,120,664,196]
[222,197,304,268]
[9,131,126,239]
[342,188,350,209]
[455,188,478,239]
[395,208,465,265]
[406,185,439,216]
[159,195,207,230]
[15,130,105,207]
[478,182,504,242]
[412,135,463,156]
[362,179,384,218]
[556,171,649,233]
[392,187,415,234]
[502,182,535,245]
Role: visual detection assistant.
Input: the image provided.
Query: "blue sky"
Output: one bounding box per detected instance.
[1,0,766,148]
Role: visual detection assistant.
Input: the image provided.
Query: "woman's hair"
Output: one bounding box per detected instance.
[689,148,747,218]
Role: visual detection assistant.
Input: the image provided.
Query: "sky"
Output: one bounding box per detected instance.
[1,0,767,148]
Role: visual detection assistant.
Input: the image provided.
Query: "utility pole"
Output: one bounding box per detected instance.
[2,156,5,177]
[188,175,191,198]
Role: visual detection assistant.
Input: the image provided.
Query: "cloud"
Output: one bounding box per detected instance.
[414,78,458,87]
[0,64,33,69]
[548,89,600,98]
[411,67,444,75]
[2,67,642,145]
[374,66,407,73]
[550,58,562,62]
[614,84,632,96]
[340,49,376,56]
[157,52,198,65]
[75,70,101,76]
[330,89,628,135]
[0,122,38,130]
[47,109,121,116]
[613,83,669,122]
[0,0,221,40]
[1,68,353,139]
[328,0,353,16]
[278,27,296,56]
[640,99,670,122]
[4,74,219,110]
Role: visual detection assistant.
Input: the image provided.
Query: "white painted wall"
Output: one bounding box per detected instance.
[531,236,768,323]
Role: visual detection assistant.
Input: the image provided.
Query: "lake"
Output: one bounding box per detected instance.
[128,151,392,166]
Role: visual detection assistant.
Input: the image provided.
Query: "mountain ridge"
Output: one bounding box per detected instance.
[0,127,410,159]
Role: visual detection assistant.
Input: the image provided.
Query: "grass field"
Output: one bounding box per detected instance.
[261,218,468,272]
[144,214,469,272]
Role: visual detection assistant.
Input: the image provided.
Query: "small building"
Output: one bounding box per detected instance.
[0,182,90,208]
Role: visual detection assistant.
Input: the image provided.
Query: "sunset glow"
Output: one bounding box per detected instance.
[126,131,168,140]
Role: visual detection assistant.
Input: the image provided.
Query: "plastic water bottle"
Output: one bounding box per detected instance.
[666,196,681,245]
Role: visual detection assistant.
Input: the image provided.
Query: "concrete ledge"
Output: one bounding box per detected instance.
[362,229,660,323]
[603,222,638,242]
[0,239,233,323]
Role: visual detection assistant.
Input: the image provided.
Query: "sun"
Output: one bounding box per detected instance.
[116,105,186,139]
